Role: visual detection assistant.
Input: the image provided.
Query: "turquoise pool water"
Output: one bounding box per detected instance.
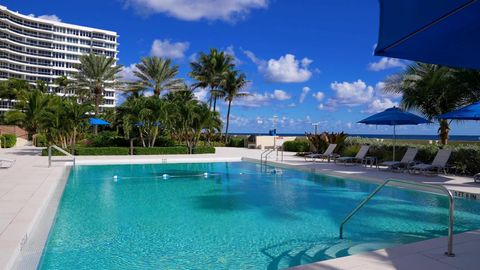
[39,162,480,269]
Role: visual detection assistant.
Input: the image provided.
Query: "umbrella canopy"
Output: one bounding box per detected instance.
[89,118,110,126]
[375,0,480,69]
[358,107,431,126]
[438,101,480,120]
[358,107,431,161]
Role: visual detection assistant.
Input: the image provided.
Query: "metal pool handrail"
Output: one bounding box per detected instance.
[339,179,455,257]
[260,148,275,164]
[48,145,75,167]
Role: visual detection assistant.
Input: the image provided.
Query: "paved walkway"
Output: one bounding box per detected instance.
[0,146,479,269]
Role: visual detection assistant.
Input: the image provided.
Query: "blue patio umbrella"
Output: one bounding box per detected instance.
[438,101,480,120]
[89,118,110,126]
[375,0,480,69]
[358,107,431,161]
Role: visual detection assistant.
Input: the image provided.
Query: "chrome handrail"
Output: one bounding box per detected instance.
[339,179,455,257]
[260,148,275,164]
[48,145,75,167]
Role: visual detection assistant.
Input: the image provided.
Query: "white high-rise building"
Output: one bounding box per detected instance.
[0,5,119,113]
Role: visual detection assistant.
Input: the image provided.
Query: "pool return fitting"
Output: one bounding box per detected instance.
[339,179,455,257]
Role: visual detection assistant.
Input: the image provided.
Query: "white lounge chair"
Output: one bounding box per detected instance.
[335,145,370,165]
[0,157,15,168]
[305,144,338,162]
[473,173,480,183]
[409,149,452,175]
[380,147,418,171]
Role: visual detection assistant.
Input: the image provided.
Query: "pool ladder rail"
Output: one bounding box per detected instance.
[48,145,75,167]
[260,147,284,165]
[339,179,455,257]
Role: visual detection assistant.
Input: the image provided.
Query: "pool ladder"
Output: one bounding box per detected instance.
[339,179,455,257]
[260,148,275,165]
[48,145,75,167]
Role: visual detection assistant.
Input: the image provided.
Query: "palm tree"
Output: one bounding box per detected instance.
[4,90,51,139]
[54,75,71,97]
[384,63,465,145]
[131,56,183,97]
[221,70,249,141]
[74,53,122,134]
[189,48,234,111]
[62,99,93,153]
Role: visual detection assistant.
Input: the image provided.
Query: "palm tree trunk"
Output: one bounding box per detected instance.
[94,87,101,135]
[213,96,217,112]
[225,100,232,143]
[439,119,450,145]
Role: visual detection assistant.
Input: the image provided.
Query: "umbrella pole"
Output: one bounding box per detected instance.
[393,125,396,162]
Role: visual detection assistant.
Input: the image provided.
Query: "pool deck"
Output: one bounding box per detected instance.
[1,146,479,269]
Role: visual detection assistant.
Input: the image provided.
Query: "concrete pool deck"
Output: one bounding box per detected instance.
[1,146,479,269]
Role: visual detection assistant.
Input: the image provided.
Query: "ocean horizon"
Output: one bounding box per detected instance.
[229,133,480,142]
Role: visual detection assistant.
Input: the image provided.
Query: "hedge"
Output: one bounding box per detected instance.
[134,146,216,155]
[192,146,216,154]
[283,139,310,152]
[134,146,188,155]
[0,134,16,148]
[75,147,130,156]
[227,137,245,148]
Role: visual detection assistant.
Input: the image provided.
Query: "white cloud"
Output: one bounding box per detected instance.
[299,87,310,103]
[232,89,291,107]
[317,99,338,112]
[312,91,325,101]
[225,46,242,65]
[193,88,209,102]
[346,122,352,129]
[124,0,268,21]
[243,51,313,83]
[28,14,62,22]
[363,98,399,113]
[368,57,405,71]
[330,80,374,107]
[270,89,291,101]
[119,64,138,82]
[374,81,402,99]
[150,39,190,59]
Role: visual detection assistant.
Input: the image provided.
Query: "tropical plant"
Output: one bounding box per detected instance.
[306,132,348,153]
[74,53,122,133]
[128,56,183,97]
[221,70,249,141]
[54,75,72,97]
[189,48,234,111]
[0,78,31,100]
[384,63,466,145]
[4,89,51,139]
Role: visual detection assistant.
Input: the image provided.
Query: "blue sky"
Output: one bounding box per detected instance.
[5,0,479,135]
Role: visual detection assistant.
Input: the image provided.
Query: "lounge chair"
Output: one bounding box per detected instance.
[0,157,15,168]
[473,173,480,183]
[304,144,338,162]
[409,149,452,175]
[380,148,418,171]
[335,145,370,165]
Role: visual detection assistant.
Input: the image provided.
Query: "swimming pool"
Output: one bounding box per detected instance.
[38,161,480,269]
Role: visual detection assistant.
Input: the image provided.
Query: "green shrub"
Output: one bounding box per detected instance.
[134,146,188,155]
[75,147,130,156]
[34,133,48,147]
[192,146,216,154]
[227,137,245,148]
[41,147,69,156]
[89,131,128,147]
[0,134,16,148]
[283,139,310,152]
[154,136,176,147]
